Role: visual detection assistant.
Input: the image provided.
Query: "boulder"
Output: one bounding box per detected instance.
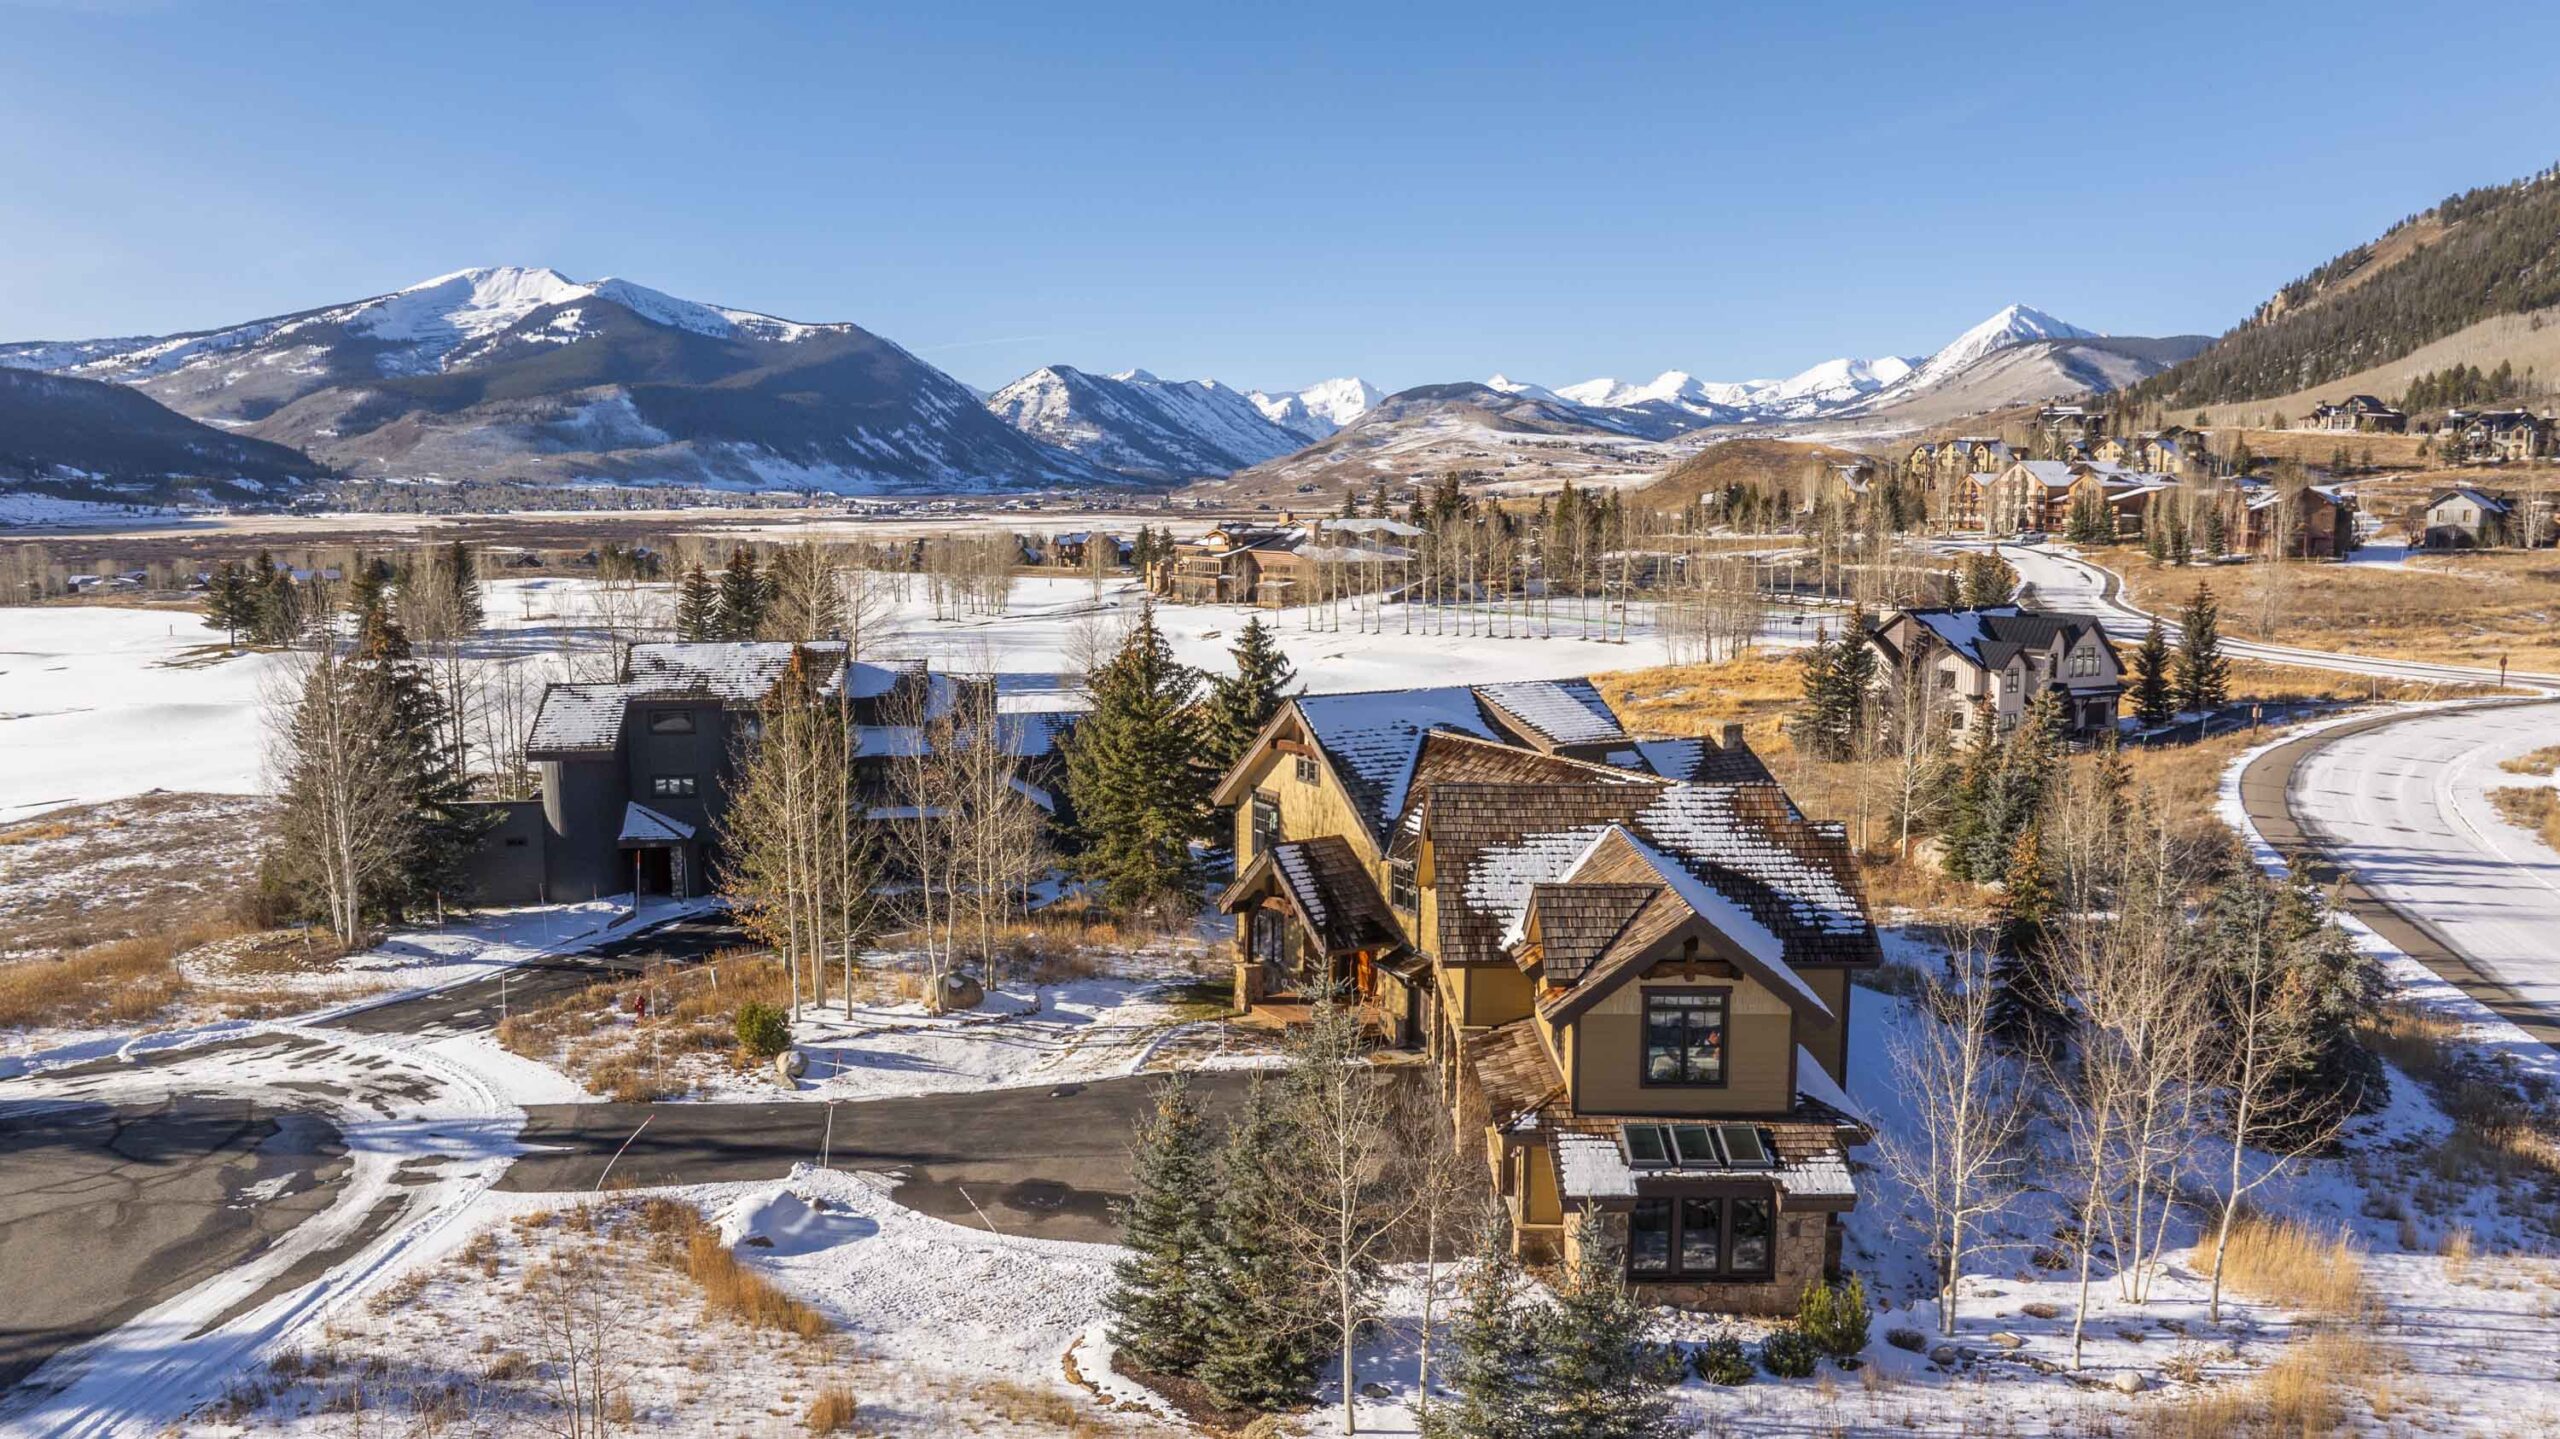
[776,1048,809,1081]
[936,972,987,1012]
[1989,1332,2025,1350]
[2112,1369,2146,1395]
[1928,1344,1959,1367]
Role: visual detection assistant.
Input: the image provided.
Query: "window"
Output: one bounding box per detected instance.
[1643,990,1726,1086]
[1294,753,1319,786]
[646,711,696,735]
[1624,1194,1776,1282]
[2068,646,2099,678]
[650,775,697,797]
[1389,857,1417,913]
[1250,793,1281,855]
[1623,1122,1772,1169]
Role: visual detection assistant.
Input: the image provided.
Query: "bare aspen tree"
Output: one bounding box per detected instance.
[1273,990,1418,1436]
[1882,641,1949,856]
[265,647,409,946]
[720,648,875,1020]
[1877,935,2031,1333]
[882,674,963,1004]
[943,666,1050,990]
[480,657,544,800]
[528,1242,628,1439]
[1392,1081,1488,1425]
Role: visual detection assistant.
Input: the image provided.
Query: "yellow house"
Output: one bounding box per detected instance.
[1209,680,1875,1313]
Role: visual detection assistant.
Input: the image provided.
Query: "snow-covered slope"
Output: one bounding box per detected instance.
[0,267,1117,495]
[986,365,1309,480]
[1247,377,1382,441]
[1875,303,2094,399]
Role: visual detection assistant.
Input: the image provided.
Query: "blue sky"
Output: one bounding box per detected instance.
[5,0,2558,394]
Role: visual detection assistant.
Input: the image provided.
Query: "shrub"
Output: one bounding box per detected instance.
[735,1001,791,1058]
[1759,1325,1820,1379]
[1884,1326,1927,1354]
[1797,1274,1870,1360]
[1693,1333,1753,1385]
[805,1384,860,1433]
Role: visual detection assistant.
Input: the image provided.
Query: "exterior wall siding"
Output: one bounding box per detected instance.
[1568,953,1797,1117]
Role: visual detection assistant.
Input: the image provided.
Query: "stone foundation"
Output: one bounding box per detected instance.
[1567,1207,1833,1317]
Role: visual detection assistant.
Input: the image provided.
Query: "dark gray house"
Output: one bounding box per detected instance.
[466,642,1071,905]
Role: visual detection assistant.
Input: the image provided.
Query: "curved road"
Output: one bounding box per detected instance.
[1979,542,2560,1037]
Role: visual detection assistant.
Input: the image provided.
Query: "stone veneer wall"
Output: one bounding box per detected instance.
[1567,1206,1831,1318]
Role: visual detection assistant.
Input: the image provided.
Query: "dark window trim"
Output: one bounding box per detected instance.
[1626,1189,1779,1283]
[645,710,697,735]
[1294,753,1320,786]
[1388,856,1417,913]
[1249,791,1282,855]
[650,774,699,797]
[1639,985,1731,1091]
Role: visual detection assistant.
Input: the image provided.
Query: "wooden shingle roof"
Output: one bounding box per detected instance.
[1524,881,1661,986]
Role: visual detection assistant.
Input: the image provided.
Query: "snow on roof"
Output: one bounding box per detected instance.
[1466,824,1619,940]
[2015,460,2077,488]
[1476,678,1628,745]
[526,683,632,754]
[1616,826,1829,1020]
[1008,775,1057,813]
[624,641,848,703]
[1557,1130,1637,1199]
[1319,517,1425,538]
[1296,686,1502,836]
[619,802,696,844]
[1795,1046,1868,1130]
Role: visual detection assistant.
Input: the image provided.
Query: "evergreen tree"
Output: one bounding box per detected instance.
[349,616,486,919]
[674,562,720,641]
[2145,520,2169,565]
[2201,505,2228,559]
[1938,710,2002,883]
[1106,1076,1218,1376]
[203,560,254,647]
[2175,582,2230,715]
[1987,819,2065,1054]
[716,546,766,640]
[1194,1084,1322,1410]
[1427,1223,1542,1439]
[1201,615,1299,781]
[441,541,484,632]
[347,556,394,636]
[2131,618,2176,726]
[2169,518,2193,566]
[2263,872,2389,1129]
[1524,1212,1680,1439]
[1063,602,1210,923]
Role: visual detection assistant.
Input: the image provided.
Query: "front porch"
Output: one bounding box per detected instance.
[1216,836,1425,1050]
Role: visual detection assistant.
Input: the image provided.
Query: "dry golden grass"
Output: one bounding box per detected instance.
[803,1384,860,1433]
[2205,1214,2372,1320]
[2119,550,2560,675]
[2489,784,2560,854]
[2361,999,2461,1077]
[975,1378,1108,1435]
[2138,1329,2384,1439]
[2501,744,2560,775]
[1593,650,1808,755]
[631,1196,831,1341]
[0,916,258,1030]
[499,952,793,1102]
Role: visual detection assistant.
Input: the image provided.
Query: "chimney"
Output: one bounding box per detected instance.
[1720,722,1745,750]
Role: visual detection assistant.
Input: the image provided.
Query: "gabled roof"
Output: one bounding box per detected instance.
[1600,735,1776,787]
[1216,835,1402,955]
[1475,678,1630,747]
[619,802,696,845]
[526,683,635,755]
[1293,686,1504,840]
[2431,486,2511,514]
[1521,881,1662,986]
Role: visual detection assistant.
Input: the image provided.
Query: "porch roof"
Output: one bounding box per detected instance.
[1216,836,1404,955]
[619,802,697,847]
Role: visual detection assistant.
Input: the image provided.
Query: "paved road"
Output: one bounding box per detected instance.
[2239,701,2560,1043]
[507,1069,1269,1243]
[0,1096,346,1394]
[335,909,747,1037]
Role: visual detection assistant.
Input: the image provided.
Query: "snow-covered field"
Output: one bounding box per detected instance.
[1,573,1770,822]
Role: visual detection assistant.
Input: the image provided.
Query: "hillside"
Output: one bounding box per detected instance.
[0,268,1117,495]
[2132,162,2560,410]
[0,368,329,504]
[2160,306,2560,430]
[985,365,1306,480]
[1632,438,1870,511]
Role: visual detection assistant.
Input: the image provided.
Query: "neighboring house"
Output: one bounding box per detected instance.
[2419,487,2514,549]
[470,642,1070,904]
[1861,606,2124,738]
[1207,679,1873,1312]
[1153,518,1422,608]
[2231,482,2355,559]
[2037,405,2107,444]
[1050,531,1134,568]
[2444,409,2554,463]
[2307,395,2407,434]
[1976,461,2176,538]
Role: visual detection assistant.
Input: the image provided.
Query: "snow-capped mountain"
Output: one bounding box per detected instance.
[0,267,1117,494]
[1885,304,2094,398]
[986,365,1308,481]
[1247,377,1382,441]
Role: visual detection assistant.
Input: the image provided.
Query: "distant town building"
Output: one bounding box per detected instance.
[2305,395,2407,434]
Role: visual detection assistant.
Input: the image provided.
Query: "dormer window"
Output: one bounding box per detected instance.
[647,711,696,735]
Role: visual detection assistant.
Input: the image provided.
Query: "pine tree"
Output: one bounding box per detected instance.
[441,541,484,632]
[1798,626,1844,759]
[1194,1084,1322,1410]
[1063,601,1209,922]
[2264,872,2389,1131]
[1106,1076,1218,1376]
[1525,1212,1680,1439]
[350,616,486,919]
[347,556,394,636]
[2175,582,2230,715]
[716,546,766,640]
[1987,819,2065,1054]
[1939,710,2002,883]
[1201,615,1298,781]
[674,563,720,641]
[203,560,254,647]
[2131,618,2176,726]
[1427,1223,1542,1439]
